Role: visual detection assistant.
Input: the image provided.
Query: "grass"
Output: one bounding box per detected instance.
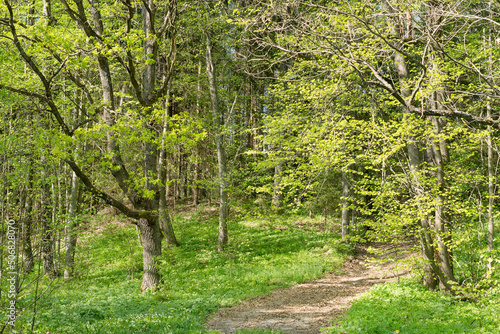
[326,277,500,334]
[3,207,342,333]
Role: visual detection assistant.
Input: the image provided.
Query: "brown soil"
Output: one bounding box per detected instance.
[205,244,412,334]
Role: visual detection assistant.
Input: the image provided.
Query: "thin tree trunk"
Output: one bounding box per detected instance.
[272,162,283,211]
[22,159,34,273]
[184,153,189,198]
[41,155,57,278]
[341,171,350,239]
[487,107,495,272]
[42,0,51,23]
[158,87,179,247]
[64,168,79,278]
[193,158,200,205]
[193,60,202,206]
[206,31,229,251]
[485,9,495,271]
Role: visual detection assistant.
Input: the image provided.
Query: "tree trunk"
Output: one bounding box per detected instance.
[41,156,57,278]
[42,0,51,23]
[137,218,163,291]
[487,105,495,271]
[22,160,34,273]
[159,92,179,247]
[159,192,178,246]
[485,11,495,271]
[64,97,83,278]
[341,170,350,239]
[206,31,229,251]
[193,60,202,206]
[64,168,79,278]
[90,0,161,290]
[431,117,455,284]
[407,140,438,290]
[193,157,200,206]
[394,45,439,289]
[272,162,283,211]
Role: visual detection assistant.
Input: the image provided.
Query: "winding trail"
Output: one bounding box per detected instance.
[205,244,411,334]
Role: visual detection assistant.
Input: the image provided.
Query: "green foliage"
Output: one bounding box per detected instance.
[329,237,358,256]
[327,278,500,334]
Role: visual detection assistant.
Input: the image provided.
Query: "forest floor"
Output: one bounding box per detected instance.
[205,243,413,334]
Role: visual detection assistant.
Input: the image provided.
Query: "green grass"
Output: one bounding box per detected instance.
[326,278,500,334]
[5,209,342,333]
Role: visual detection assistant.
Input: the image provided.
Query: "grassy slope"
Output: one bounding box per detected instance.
[11,207,342,334]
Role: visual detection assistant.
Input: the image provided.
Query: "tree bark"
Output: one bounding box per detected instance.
[137,218,163,291]
[487,106,495,272]
[64,96,84,278]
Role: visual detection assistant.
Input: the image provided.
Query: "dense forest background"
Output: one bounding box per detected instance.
[1,0,500,333]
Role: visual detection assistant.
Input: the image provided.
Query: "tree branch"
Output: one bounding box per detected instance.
[65,160,154,220]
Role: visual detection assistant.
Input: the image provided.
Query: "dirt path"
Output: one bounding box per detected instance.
[205,244,411,334]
